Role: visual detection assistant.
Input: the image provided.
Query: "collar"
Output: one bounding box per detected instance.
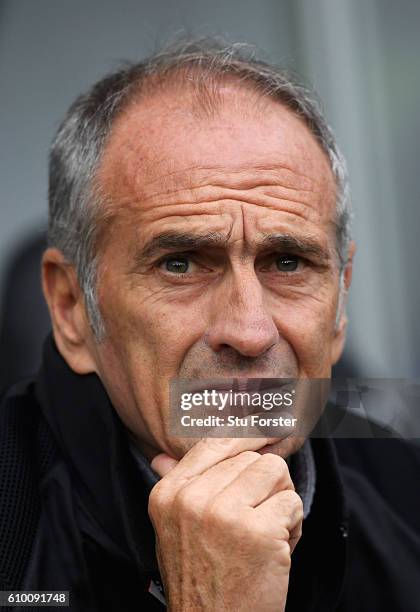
[289,438,316,519]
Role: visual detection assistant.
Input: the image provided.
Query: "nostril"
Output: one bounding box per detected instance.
[211,346,273,372]
[218,343,232,351]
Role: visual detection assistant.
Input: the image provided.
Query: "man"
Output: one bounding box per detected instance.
[1,39,419,611]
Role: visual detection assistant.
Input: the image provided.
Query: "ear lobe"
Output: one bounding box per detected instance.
[41,247,98,374]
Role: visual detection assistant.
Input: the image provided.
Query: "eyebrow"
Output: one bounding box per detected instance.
[260,233,330,261]
[138,231,232,260]
[136,230,330,263]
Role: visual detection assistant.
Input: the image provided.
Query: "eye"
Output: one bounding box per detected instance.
[275,254,299,272]
[162,256,191,274]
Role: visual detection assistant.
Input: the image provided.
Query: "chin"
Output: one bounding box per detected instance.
[166,437,198,459]
[256,436,307,459]
[167,435,307,461]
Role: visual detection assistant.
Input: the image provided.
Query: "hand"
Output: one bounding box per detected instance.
[148,438,303,611]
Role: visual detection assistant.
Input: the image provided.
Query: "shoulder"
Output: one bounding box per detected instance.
[0,379,57,588]
[332,416,420,531]
[0,379,47,463]
[330,405,420,482]
[326,416,420,609]
[0,377,60,484]
[314,402,420,527]
[1,378,41,427]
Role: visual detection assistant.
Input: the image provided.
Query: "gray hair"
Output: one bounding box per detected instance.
[48,37,352,340]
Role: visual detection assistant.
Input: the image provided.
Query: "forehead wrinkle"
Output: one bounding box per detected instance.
[136,162,322,193]
[107,200,323,235]
[103,162,334,221]
[135,172,319,209]
[134,184,326,222]
[96,90,337,240]
[97,175,334,235]
[98,128,336,211]
[126,150,334,205]
[96,189,335,257]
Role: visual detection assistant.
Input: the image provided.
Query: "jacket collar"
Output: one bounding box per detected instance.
[35,333,159,574]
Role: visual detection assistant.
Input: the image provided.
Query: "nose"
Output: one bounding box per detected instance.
[205,268,279,358]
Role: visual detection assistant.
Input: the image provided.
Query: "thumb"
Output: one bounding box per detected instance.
[151,452,179,477]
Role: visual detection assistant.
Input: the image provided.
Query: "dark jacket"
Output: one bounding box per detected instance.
[1,334,420,611]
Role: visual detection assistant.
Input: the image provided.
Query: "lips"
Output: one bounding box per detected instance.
[182,377,296,395]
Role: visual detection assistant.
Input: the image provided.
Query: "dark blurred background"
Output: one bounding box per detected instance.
[1,0,420,394]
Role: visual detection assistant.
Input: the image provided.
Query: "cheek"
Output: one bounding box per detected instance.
[274,296,337,373]
[98,276,207,376]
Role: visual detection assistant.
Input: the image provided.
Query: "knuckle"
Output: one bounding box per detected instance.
[255,453,293,484]
[237,450,260,462]
[289,490,304,512]
[258,452,287,469]
[275,525,291,546]
[173,484,205,520]
[219,450,259,472]
[204,498,234,530]
[282,490,304,517]
[253,516,289,542]
[277,540,292,566]
[148,482,171,518]
[173,485,194,511]
[202,438,236,453]
[241,517,267,544]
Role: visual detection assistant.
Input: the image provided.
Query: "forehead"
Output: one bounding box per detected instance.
[96,84,337,236]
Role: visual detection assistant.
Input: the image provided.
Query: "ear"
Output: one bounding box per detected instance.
[41,247,98,374]
[331,240,356,365]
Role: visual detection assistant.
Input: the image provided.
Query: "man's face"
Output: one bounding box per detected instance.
[88,85,347,459]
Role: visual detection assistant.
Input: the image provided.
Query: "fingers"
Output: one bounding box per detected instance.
[217,453,294,508]
[171,450,262,503]
[254,489,304,554]
[158,436,282,486]
[151,449,295,538]
[151,453,179,477]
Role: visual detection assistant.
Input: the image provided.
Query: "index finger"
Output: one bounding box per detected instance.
[159,436,283,485]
